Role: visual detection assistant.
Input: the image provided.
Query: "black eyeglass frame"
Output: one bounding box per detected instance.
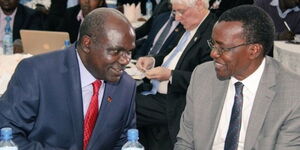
[207,39,254,55]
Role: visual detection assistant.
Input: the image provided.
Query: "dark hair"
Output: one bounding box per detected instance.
[218,5,275,56]
[78,9,106,44]
[78,8,127,44]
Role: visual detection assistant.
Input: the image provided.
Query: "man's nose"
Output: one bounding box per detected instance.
[118,53,131,65]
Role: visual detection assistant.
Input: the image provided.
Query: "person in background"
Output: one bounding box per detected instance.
[254,0,300,41]
[135,0,216,149]
[57,0,106,43]
[117,0,157,15]
[175,5,300,150]
[0,8,136,150]
[135,0,171,40]
[47,0,107,31]
[47,0,68,31]
[132,11,184,59]
[209,0,253,17]
[0,0,43,51]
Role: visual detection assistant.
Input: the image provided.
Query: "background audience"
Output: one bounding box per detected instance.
[133,11,183,59]
[254,0,300,40]
[0,0,43,49]
[135,0,216,149]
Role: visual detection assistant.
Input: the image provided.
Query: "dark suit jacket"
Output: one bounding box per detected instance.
[210,0,253,17]
[0,45,136,150]
[13,4,43,41]
[58,5,81,43]
[140,13,217,144]
[135,0,171,39]
[47,0,68,31]
[133,12,183,59]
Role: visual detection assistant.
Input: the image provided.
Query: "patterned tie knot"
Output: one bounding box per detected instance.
[5,16,11,22]
[92,80,101,95]
[234,82,244,95]
[169,14,175,21]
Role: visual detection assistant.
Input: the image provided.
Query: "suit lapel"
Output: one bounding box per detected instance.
[63,46,85,148]
[176,13,213,68]
[244,57,276,150]
[88,82,117,150]
[206,79,230,149]
[13,6,24,40]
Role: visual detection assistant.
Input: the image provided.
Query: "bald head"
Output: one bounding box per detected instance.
[78,8,132,45]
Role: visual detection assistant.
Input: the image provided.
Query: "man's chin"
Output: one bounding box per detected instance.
[106,76,121,83]
[216,73,230,81]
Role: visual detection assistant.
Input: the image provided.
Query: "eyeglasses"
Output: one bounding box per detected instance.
[207,39,252,56]
[171,8,188,17]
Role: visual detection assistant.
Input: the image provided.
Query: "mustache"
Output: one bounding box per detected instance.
[112,65,126,71]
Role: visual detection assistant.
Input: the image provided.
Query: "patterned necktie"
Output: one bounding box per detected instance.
[224,82,244,150]
[5,16,12,32]
[148,15,174,55]
[141,31,191,95]
[83,80,101,150]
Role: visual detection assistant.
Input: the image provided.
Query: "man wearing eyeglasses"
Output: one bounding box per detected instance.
[175,5,300,150]
[134,0,217,149]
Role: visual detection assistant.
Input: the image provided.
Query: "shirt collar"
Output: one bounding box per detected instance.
[270,0,300,18]
[231,58,266,95]
[76,49,103,88]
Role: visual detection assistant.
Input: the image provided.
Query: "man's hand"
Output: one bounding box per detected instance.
[145,67,172,81]
[136,56,155,72]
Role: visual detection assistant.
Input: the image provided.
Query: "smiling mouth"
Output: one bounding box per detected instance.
[214,61,224,69]
[111,67,124,76]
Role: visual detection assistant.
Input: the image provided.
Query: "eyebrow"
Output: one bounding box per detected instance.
[211,38,225,46]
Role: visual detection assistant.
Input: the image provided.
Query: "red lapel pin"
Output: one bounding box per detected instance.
[107,96,112,103]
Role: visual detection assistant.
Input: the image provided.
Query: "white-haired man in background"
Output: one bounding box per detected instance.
[135,0,217,149]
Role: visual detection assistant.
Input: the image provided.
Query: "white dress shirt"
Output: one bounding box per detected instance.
[212,58,266,150]
[76,50,105,117]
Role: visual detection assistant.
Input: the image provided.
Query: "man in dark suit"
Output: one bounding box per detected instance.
[133,11,183,59]
[135,0,171,39]
[58,0,106,43]
[47,0,68,31]
[0,8,136,150]
[175,5,300,150]
[0,0,43,44]
[135,0,217,149]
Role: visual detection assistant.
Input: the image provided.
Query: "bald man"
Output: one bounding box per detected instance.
[0,8,136,150]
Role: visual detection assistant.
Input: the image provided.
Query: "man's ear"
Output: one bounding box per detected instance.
[248,43,263,59]
[81,35,91,53]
